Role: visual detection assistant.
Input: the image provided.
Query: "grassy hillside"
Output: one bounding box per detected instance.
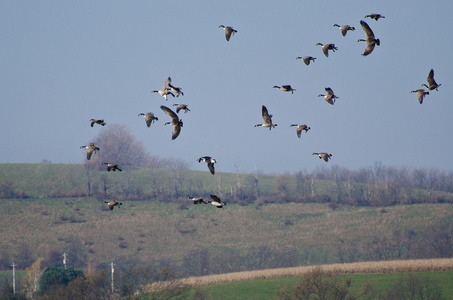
[1,195,452,272]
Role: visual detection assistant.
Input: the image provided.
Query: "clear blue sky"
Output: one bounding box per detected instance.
[1,1,452,175]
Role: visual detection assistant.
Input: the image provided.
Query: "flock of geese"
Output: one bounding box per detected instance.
[79,15,442,210]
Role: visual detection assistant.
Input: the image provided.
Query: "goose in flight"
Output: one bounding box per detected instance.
[411,89,429,104]
[219,25,237,41]
[333,24,355,36]
[273,85,296,94]
[173,104,191,114]
[102,163,122,172]
[168,82,184,97]
[358,20,380,56]
[160,105,183,140]
[422,69,441,91]
[255,105,277,130]
[365,14,385,21]
[90,119,106,127]
[313,152,333,162]
[198,156,217,175]
[208,194,226,208]
[138,112,158,128]
[316,43,338,57]
[290,124,311,138]
[80,143,99,160]
[186,196,207,205]
[296,56,316,66]
[104,200,122,211]
[318,87,338,105]
[152,77,175,100]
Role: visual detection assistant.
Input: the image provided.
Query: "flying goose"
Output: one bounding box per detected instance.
[198,156,217,175]
[138,112,158,128]
[104,200,122,211]
[102,163,122,172]
[358,20,380,56]
[290,124,311,138]
[173,104,191,114]
[219,25,237,41]
[160,105,183,140]
[168,83,184,97]
[318,87,339,105]
[333,24,355,36]
[208,194,226,208]
[255,105,277,130]
[313,152,333,162]
[152,77,175,100]
[80,143,99,160]
[90,119,106,127]
[411,89,429,104]
[365,14,385,21]
[296,56,316,66]
[422,69,441,91]
[316,43,338,57]
[187,196,207,205]
[273,85,296,94]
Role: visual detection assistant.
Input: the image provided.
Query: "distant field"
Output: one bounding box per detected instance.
[144,258,453,291]
[1,196,452,270]
[202,270,453,300]
[144,260,453,299]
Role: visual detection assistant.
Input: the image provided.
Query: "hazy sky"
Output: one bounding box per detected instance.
[1,1,452,175]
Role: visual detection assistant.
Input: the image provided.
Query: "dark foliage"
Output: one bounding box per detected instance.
[38,266,84,295]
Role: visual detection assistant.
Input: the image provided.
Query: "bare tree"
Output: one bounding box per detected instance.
[84,124,152,169]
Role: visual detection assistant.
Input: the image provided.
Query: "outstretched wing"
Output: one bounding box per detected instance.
[360,20,375,39]
[164,77,171,90]
[210,194,221,202]
[262,105,272,123]
[172,125,181,140]
[427,69,437,86]
[207,162,215,175]
[160,105,178,122]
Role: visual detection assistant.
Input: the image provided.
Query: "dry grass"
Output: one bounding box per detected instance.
[143,258,453,292]
[1,199,452,267]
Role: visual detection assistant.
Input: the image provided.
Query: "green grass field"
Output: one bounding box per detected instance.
[191,271,453,300]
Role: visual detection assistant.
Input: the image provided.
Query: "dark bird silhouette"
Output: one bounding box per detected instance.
[198,156,217,175]
[290,124,311,138]
[422,69,441,91]
[138,113,158,128]
[80,143,99,160]
[296,56,316,66]
[316,43,338,57]
[255,105,277,130]
[313,152,333,162]
[208,194,226,208]
[173,104,191,114]
[365,13,385,21]
[160,105,183,140]
[318,87,339,105]
[358,20,380,56]
[104,200,122,211]
[411,89,429,104]
[152,77,175,100]
[186,196,207,205]
[219,25,237,41]
[102,163,122,172]
[90,119,106,127]
[333,24,355,36]
[273,85,296,93]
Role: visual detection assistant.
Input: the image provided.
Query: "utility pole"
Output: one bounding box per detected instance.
[62,252,67,269]
[11,263,16,294]
[111,262,115,294]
